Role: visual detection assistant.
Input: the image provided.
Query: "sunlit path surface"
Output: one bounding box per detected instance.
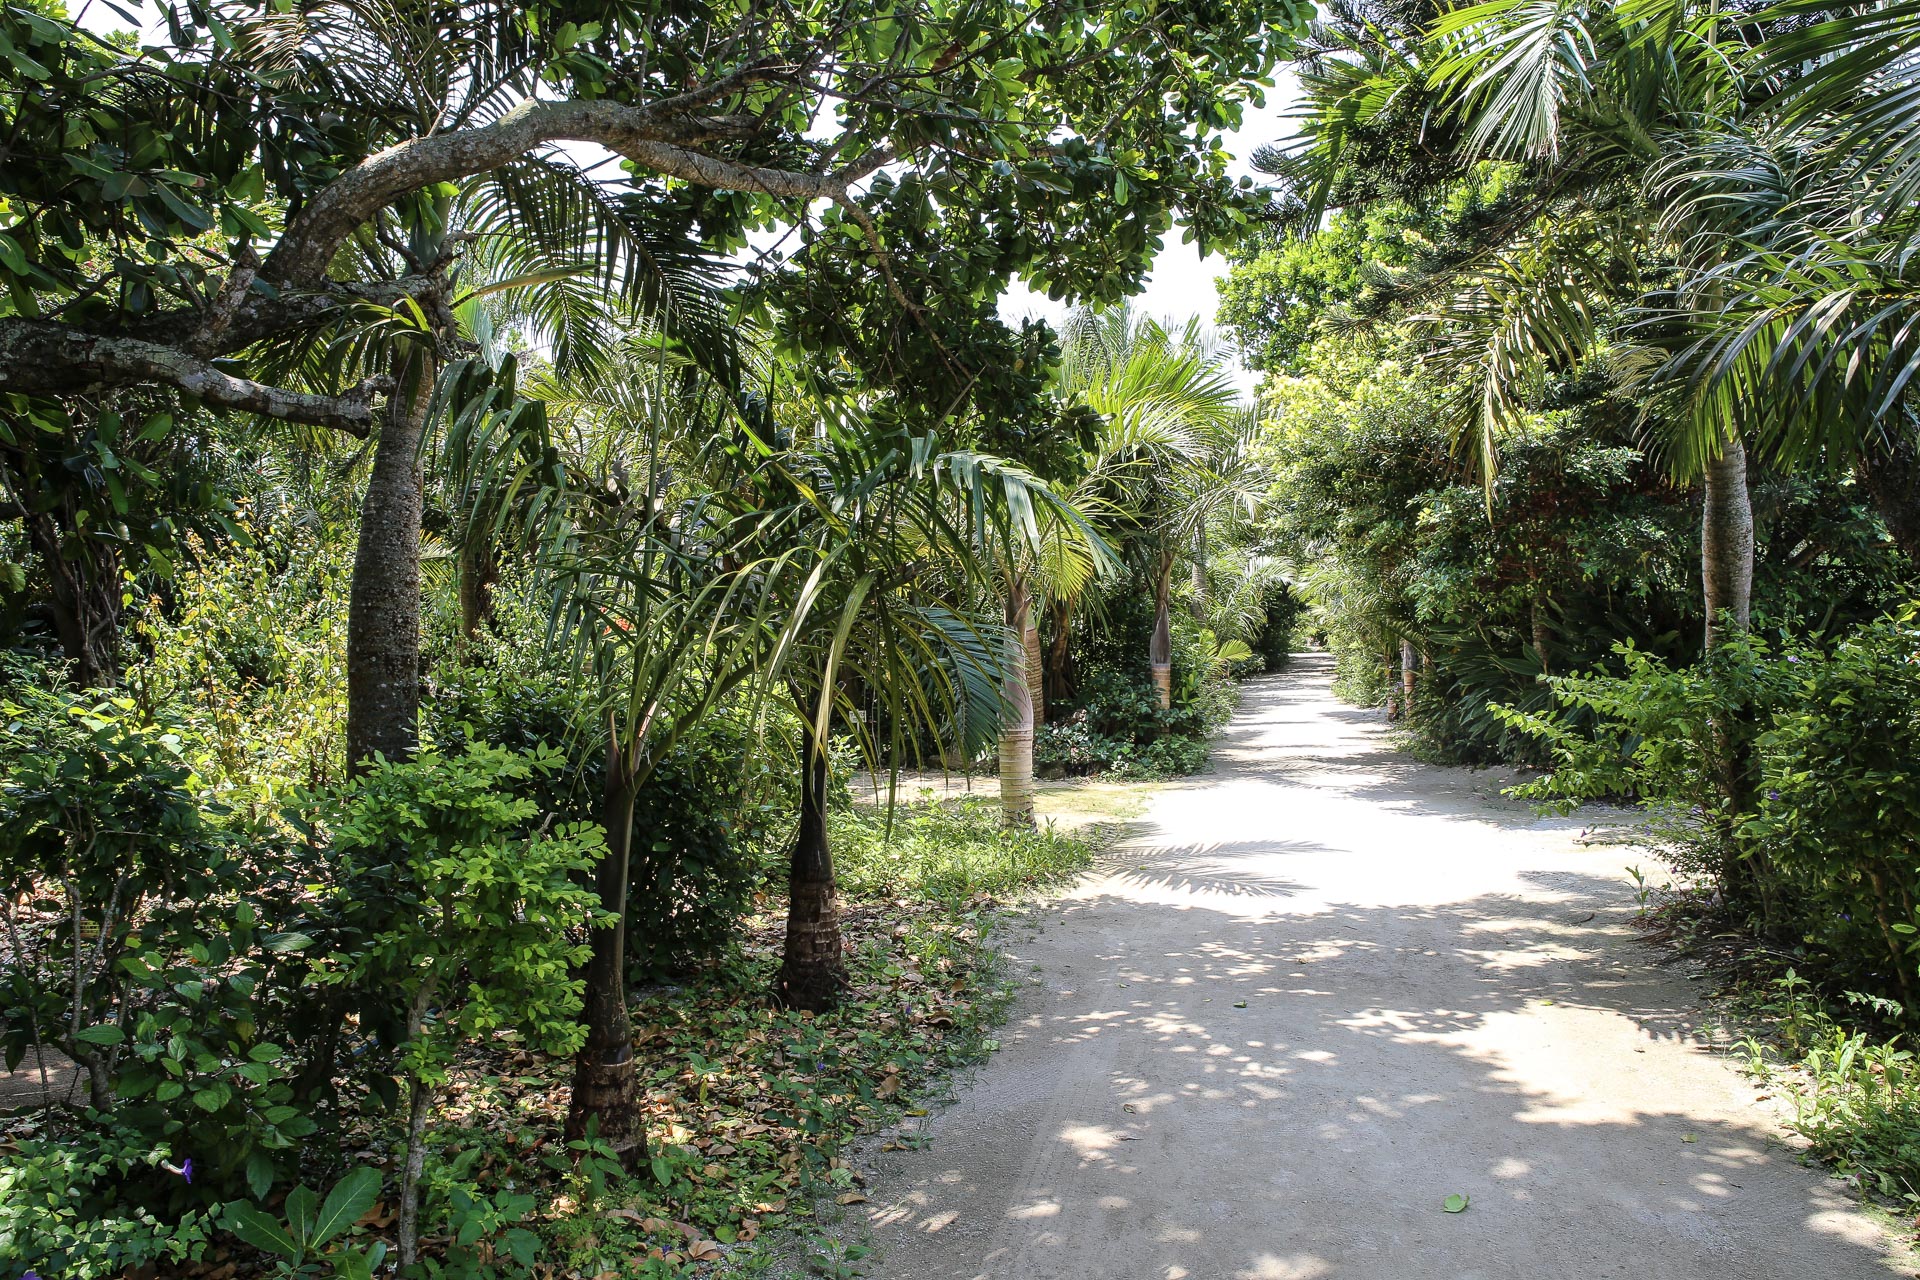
[860,654,1907,1279]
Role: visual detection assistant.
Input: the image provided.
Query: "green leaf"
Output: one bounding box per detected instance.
[285,1183,321,1243]
[246,1149,275,1200]
[74,1023,125,1045]
[225,1203,303,1261]
[650,1155,672,1185]
[311,1167,383,1247]
[1443,1193,1470,1213]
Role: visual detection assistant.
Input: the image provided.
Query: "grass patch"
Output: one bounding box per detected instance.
[831,794,1095,905]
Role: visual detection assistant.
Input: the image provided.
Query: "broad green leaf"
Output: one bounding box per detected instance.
[311,1167,383,1247]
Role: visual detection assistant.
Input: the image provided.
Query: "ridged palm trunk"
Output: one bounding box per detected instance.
[346,344,435,770]
[566,740,643,1155]
[775,732,846,1011]
[1024,603,1045,727]
[999,579,1037,828]
[1701,433,1763,913]
[1044,597,1074,721]
[1189,520,1207,620]
[1702,434,1754,651]
[1149,550,1174,710]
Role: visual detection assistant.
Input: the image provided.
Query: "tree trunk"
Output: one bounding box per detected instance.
[1701,433,1754,652]
[1855,428,1920,564]
[999,579,1036,828]
[1701,433,1763,913]
[456,536,499,658]
[30,509,119,687]
[1529,588,1551,674]
[1401,638,1416,708]
[1044,597,1074,721]
[1189,520,1207,620]
[1023,599,1044,728]
[775,732,846,1011]
[346,345,434,769]
[1149,550,1174,710]
[565,743,644,1156]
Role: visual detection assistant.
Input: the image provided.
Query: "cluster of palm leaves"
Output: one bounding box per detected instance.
[1273,0,1920,648]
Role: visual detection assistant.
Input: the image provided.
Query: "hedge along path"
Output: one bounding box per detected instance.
[858,653,1910,1280]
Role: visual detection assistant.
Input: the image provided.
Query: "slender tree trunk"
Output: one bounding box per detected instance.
[566,741,644,1156]
[396,1077,431,1267]
[1529,587,1551,674]
[1023,600,1044,728]
[1189,520,1207,620]
[1149,550,1174,710]
[1044,597,1074,720]
[455,536,499,659]
[775,731,846,1011]
[1855,429,1920,564]
[1401,638,1416,709]
[346,345,434,769]
[1701,434,1754,652]
[999,578,1036,828]
[1701,433,1762,914]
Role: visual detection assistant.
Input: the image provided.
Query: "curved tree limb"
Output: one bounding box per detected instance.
[0,318,388,433]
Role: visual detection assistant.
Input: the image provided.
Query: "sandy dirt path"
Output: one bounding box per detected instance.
[858,654,1908,1279]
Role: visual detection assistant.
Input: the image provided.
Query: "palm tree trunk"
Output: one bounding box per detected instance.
[566,740,644,1156]
[1023,602,1044,728]
[346,345,434,769]
[1189,520,1207,620]
[1401,638,1416,708]
[1149,550,1174,710]
[999,578,1036,828]
[775,731,846,1011]
[29,508,119,687]
[1529,588,1551,674]
[456,536,499,657]
[1700,433,1764,913]
[1044,597,1074,720]
[1702,433,1754,651]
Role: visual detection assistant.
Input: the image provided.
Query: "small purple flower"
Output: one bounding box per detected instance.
[1787,655,1801,664]
[25,1271,42,1280]
[1768,790,1781,801]
[181,1157,192,1185]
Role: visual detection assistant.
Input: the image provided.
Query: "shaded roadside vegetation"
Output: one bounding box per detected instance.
[1214,0,1920,1229]
[0,0,1312,1272]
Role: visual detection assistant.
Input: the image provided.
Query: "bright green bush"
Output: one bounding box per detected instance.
[1505,615,1920,1015]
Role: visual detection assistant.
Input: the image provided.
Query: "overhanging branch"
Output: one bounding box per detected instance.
[0,318,388,434]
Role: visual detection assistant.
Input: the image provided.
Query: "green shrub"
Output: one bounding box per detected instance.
[0,1120,214,1279]
[1503,614,1920,1015]
[427,663,779,978]
[0,676,319,1200]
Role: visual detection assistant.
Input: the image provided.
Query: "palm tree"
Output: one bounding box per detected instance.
[227,0,739,769]
[1280,0,1769,649]
[721,415,1080,1006]
[1057,307,1250,707]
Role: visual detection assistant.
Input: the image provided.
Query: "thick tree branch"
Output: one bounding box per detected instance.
[262,96,894,287]
[0,318,387,434]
